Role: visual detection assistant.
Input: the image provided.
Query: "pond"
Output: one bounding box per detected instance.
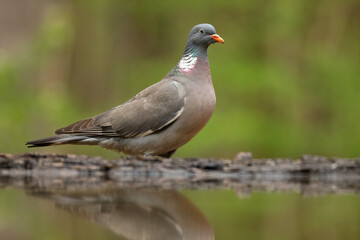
[0,176,359,240]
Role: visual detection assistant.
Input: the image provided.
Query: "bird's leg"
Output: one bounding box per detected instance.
[136,149,177,161]
[135,154,167,162]
[158,149,177,159]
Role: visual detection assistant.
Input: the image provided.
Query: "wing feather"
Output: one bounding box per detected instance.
[55,80,186,138]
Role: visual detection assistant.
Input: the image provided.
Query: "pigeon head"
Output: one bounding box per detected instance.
[186,23,224,48]
[174,24,224,73]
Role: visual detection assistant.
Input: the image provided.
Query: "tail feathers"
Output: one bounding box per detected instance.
[26,135,89,148]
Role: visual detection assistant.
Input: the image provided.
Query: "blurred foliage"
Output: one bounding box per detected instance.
[0,0,359,158]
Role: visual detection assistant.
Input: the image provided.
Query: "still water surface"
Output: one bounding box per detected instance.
[0,180,359,240]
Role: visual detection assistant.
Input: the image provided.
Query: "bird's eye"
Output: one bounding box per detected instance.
[199,29,204,34]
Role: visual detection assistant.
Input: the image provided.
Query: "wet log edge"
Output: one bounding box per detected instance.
[1,152,359,196]
[0,152,359,179]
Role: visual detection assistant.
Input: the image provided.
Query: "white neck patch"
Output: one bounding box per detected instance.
[179,54,197,73]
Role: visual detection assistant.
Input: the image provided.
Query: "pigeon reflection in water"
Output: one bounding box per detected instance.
[34,189,215,240]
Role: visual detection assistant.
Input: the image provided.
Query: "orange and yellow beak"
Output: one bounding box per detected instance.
[210,34,225,44]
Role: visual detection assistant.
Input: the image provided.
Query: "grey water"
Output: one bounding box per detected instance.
[0,177,359,240]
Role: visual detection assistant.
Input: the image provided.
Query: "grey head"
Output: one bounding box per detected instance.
[183,23,224,61]
[168,23,224,76]
[185,23,224,56]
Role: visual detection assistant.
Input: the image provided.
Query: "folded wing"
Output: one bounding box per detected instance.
[55,81,186,138]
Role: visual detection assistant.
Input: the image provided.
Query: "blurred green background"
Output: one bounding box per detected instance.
[0,0,359,159]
